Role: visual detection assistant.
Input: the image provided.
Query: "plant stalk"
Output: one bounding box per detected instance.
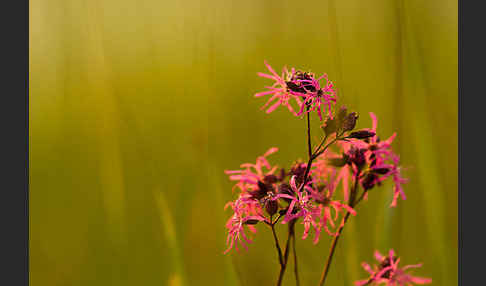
[318,172,360,286]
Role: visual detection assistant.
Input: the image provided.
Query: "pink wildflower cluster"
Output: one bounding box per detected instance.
[224,148,354,253]
[356,249,432,286]
[314,112,407,207]
[221,61,429,285]
[255,61,337,120]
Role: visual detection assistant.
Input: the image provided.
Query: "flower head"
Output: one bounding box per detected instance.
[224,147,279,194]
[224,194,267,254]
[289,72,337,121]
[224,147,283,254]
[255,61,303,115]
[280,176,355,243]
[255,61,337,120]
[356,249,432,286]
[317,112,407,207]
[349,113,408,207]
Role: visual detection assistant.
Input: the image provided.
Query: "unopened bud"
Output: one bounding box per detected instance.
[361,173,378,190]
[348,130,375,139]
[265,200,279,216]
[243,219,260,225]
[342,112,358,131]
[263,174,278,184]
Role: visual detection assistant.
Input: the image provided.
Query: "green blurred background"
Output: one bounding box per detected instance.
[30,0,457,285]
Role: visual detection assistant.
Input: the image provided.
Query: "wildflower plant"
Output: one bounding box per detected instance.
[223,62,432,286]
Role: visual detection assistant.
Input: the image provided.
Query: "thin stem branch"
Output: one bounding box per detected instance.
[313,134,329,155]
[292,231,300,286]
[271,222,284,266]
[276,221,295,286]
[318,172,360,286]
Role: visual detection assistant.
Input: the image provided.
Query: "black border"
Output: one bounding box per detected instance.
[459,0,486,285]
[0,1,29,285]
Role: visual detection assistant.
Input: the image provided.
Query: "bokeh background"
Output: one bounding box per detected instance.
[30,0,457,285]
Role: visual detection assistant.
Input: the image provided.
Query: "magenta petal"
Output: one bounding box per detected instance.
[266,100,281,113]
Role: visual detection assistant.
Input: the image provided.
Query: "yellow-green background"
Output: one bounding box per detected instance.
[30,0,457,285]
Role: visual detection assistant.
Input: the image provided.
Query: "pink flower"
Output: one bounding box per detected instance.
[350,113,408,207]
[224,194,268,254]
[255,61,303,115]
[224,147,279,194]
[317,112,407,207]
[290,73,337,121]
[355,249,432,286]
[281,176,355,243]
[223,148,282,254]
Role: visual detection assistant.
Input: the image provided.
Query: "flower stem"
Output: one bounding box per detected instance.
[276,221,295,286]
[271,221,284,266]
[292,231,300,286]
[318,172,360,286]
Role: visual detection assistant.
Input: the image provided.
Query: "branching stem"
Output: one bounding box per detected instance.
[318,172,363,286]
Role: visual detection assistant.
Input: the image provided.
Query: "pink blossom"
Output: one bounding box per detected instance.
[290,73,337,121]
[316,112,407,207]
[223,148,281,254]
[224,194,268,254]
[355,249,432,286]
[281,176,355,243]
[255,61,303,115]
[224,147,279,194]
[351,113,408,207]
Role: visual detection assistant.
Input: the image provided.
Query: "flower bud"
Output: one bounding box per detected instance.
[342,112,358,131]
[265,200,279,216]
[243,219,260,225]
[263,174,278,184]
[348,130,375,139]
[361,173,378,190]
[348,147,367,168]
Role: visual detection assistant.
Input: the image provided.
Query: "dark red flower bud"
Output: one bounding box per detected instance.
[348,130,375,139]
[265,200,279,216]
[361,173,378,190]
[263,174,278,184]
[348,147,367,168]
[243,219,260,225]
